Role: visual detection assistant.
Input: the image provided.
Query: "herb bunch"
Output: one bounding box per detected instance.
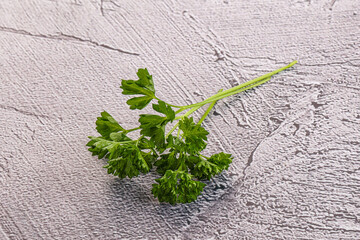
[87,61,297,204]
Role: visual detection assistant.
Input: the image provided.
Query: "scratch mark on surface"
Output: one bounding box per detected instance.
[300,60,360,67]
[0,104,51,120]
[100,0,121,16]
[109,0,121,8]
[0,222,10,240]
[0,204,25,239]
[0,155,10,179]
[0,26,140,56]
[241,120,285,179]
[214,49,225,62]
[244,140,262,175]
[100,0,104,16]
[329,0,337,10]
[25,123,36,141]
[71,0,81,6]
[223,102,248,128]
[57,32,140,55]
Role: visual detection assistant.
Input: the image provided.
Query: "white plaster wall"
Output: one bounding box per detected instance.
[0,0,359,239]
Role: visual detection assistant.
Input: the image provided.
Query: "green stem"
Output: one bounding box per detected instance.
[135,135,143,147]
[196,76,272,106]
[175,76,271,120]
[166,106,204,137]
[177,60,297,110]
[165,103,183,108]
[166,122,179,138]
[174,106,201,120]
[164,61,297,138]
[125,127,141,133]
[175,108,186,114]
[209,60,296,100]
[197,89,223,125]
[155,97,183,108]
[166,90,223,138]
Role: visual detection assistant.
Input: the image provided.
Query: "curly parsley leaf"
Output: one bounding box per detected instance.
[179,117,209,153]
[152,170,206,205]
[208,152,233,171]
[87,133,153,178]
[104,145,151,178]
[187,153,232,180]
[191,159,220,180]
[125,96,154,110]
[155,151,182,175]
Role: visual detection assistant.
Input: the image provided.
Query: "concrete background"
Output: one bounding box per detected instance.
[1,0,359,239]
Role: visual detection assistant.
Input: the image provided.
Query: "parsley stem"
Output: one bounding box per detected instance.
[197,76,272,106]
[197,89,223,125]
[166,106,201,137]
[165,103,183,108]
[167,89,223,137]
[206,60,297,102]
[155,97,183,108]
[135,136,143,147]
[125,127,141,133]
[175,108,186,114]
[166,122,179,138]
[174,105,202,120]
[177,60,297,110]
[174,76,271,119]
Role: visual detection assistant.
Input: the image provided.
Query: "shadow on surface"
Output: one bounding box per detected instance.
[104,170,233,235]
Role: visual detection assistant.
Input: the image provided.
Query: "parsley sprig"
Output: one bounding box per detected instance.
[87,61,297,204]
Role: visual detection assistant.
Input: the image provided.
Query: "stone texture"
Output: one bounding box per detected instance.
[0,0,359,239]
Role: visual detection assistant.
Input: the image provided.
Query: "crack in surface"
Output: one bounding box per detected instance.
[241,120,285,180]
[261,221,360,233]
[242,133,269,177]
[99,0,121,16]
[100,0,104,16]
[300,60,360,67]
[0,104,51,120]
[108,0,121,8]
[25,123,36,141]
[329,0,337,10]
[0,26,140,56]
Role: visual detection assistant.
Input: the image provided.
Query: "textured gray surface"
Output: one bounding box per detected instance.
[1,0,360,239]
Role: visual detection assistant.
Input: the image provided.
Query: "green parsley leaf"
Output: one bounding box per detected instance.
[185,152,233,180]
[104,145,150,178]
[152,170,206,205]
[120,68,156,109]
[208,152,233,171]
[86,134,152,178]
[153,100,175,120]
[95,111,124,139]
[138,101,175,149]
[154,151,182,175]
[187,156,220,180]
[126,96,154,110]
[179,117,209,154]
